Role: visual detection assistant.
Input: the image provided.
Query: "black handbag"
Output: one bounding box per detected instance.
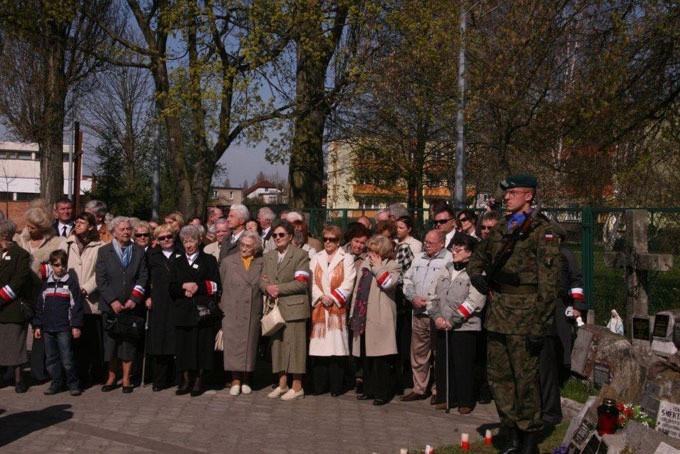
[195,297,223,326]
[19,300,35,322]
[104,311,145,339]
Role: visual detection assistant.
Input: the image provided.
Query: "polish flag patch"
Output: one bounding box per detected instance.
[205,280,218,295]
[545,233,554,242]
[294,271,310,282]
[458,301,475,319]
[570,287,585,301]
[0,285,16,302]
[331,288,347,306]
[377,272,392,289]
[131,285,145,299]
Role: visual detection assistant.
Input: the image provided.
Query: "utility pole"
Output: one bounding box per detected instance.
[73,121,83,213]
[151,110,161,221]
[453,2,467,209]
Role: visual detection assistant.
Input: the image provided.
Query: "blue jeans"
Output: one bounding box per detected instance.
[44,331,79,391]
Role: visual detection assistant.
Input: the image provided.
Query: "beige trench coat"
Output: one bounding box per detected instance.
[350,258,401,357]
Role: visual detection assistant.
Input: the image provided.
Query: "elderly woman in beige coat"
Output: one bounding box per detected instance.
[349,234,401,406]
[14,202,66,382]
[220,230,264,396]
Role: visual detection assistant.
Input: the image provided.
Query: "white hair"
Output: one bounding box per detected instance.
[229,204,250,222]
[286,211,304,223]
[258,207,276,221]
[109,216,131,232]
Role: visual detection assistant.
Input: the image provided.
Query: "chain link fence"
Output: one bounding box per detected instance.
[301,207,680,325]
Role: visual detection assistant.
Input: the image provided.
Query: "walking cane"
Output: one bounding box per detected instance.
[141,309,150,387]
[445,327,450,414]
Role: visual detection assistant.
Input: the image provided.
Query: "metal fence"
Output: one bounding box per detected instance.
[301,207,680,325]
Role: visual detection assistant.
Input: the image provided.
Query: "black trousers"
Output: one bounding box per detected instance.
[434,330,477,408]
[539,336,563,425]
[151,354,175,386]
[312,356,346,395]
[73,314,105,386]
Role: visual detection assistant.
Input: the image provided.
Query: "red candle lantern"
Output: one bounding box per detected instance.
[597,398,619,435]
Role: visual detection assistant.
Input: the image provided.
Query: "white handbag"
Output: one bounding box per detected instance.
[261,297,286,336]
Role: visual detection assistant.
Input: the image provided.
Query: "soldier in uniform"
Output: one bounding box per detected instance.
[467,174,560,454]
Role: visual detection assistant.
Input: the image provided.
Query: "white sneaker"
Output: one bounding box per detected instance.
[229,385,240,396]
[241,384,252,395]
[267,386,289,398]
[280,388,304,401]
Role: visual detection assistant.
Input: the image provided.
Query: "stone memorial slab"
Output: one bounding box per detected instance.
[657,400,680,440]
[624,419,680,451]
[641,381,663,417]
[564,396,599,449]
[593,362,611,387]
[674,325,680,350]
[655,314,671,338]
[633,316,651,343]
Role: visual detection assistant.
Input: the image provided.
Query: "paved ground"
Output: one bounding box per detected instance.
[0,382,501,453]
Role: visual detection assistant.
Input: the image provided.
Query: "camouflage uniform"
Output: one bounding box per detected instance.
[467,213,560,433]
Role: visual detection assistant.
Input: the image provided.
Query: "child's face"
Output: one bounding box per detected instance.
[51,261,66,278]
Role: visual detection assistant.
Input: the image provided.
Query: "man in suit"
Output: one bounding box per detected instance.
[95,216,148,393]
[433,206,459,250]
[52,198,74,238]
[218,204,249,262]
[258,207,277,254]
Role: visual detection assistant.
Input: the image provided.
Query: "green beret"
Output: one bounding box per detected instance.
[500,173,537,190]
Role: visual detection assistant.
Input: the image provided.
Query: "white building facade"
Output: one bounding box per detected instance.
[0,141,92,200]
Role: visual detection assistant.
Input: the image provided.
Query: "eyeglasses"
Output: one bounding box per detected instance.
[323,237,338,243]
[135,233,151,238]
[272,232,288,239]
[451,245,467,251]
[50,262,65,268]
[458,217,469,223]
[433,218,453,225]
[505,189,530,197]
[481,225,494,231]
[156,235,173,241]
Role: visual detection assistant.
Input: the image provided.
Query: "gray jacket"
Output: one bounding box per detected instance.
[402,248,452,315]
[428,263,485,332]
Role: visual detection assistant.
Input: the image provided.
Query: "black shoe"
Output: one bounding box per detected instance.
[101,384,117,392]
[499,427,522,454]
[152,384,164,392]
[520,430,540,454]
[373,399,388,406]
[355,380,364,394]
[190,388,203,397]
[176,387,190,395]
[69,389,82,396]
[44,387,61,395]
[15,382,28,394]
[356,393,373,400]
[331,392,339,397]
[122,386,134,394]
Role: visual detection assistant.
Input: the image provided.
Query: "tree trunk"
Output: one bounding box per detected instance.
[39,26,68,207]
[288,42,328,209]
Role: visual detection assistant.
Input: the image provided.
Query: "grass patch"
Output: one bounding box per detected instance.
[560,377,597,404]
[433,421,569,453]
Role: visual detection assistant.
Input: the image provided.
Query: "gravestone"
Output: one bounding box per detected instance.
[604,209,673,341]
[652,310,680,357]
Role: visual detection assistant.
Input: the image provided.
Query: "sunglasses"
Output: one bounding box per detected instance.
[50,262,65,268]
[156,235,174,241]
[272,232,288,239]
[458,217,469,223]
[323,237,338,243]
[433,218,453,225]
[481,226,494,231]
[135,233,151,238]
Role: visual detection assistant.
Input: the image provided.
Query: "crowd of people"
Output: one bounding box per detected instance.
[0,174,588,454]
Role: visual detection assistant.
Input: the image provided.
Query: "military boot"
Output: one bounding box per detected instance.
[499,426,522,454]
[520,430,540,454]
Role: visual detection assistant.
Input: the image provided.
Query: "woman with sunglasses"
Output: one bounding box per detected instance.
[145,223,180,391]
[308,225,356,396]
[260,220,310,401]
[66,211,105,387]
[132,221,153,251]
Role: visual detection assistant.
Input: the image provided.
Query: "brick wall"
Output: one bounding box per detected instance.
[1,201,32,231]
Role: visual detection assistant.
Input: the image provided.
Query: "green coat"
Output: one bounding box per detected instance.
[467,214,560,336]
[0,243,32,324]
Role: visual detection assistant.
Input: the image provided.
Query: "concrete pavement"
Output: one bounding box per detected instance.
[0,382,501,453]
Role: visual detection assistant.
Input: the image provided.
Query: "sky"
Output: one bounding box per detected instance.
[217,140,289,187]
